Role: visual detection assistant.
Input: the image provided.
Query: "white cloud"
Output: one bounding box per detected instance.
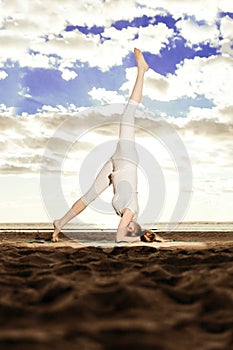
[18,86,32,99]
[40,104,84,114]
[134,23,174,54]
[0,29,29,61]
[220,15,233,39]
[0,103,14,114]
[60,68,77,81]
[138,0,220,22]
[88,87,126,104]
[0,70,8,80]
[219,15,233,57]
[20,52,57,69]
[185,105,233,125]
[176,18,219,47]
[170,55,233,108]
[29,27,142,72]
[218,0,233,13]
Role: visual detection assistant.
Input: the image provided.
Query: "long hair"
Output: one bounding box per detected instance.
[141,229,154,236]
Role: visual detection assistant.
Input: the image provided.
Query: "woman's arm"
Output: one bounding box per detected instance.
[116,208,140,243]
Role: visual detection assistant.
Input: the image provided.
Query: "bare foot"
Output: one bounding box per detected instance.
[134,48,149,71]
[52,220,60,242]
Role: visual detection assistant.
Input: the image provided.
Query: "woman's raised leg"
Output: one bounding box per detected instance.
[130,48,149,103]
[118,48,149,142]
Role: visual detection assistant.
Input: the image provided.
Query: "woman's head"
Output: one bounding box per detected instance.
[126,221,142,236]
[126,223,157,242]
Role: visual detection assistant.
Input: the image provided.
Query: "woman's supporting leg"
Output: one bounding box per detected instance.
[52,159,113,242]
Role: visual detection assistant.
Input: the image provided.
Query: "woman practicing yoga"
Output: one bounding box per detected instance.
[52,48,159,243]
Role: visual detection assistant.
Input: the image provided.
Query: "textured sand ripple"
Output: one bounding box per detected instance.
[0,244,232,350]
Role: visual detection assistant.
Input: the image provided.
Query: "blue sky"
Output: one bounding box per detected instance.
[0,11,223,115]
[0,0,233,224]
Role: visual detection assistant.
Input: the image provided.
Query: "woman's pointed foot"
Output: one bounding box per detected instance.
[134,48,149,71]
[52,220,61,242]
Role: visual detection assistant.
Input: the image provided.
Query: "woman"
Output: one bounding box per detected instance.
[52,48,159,243]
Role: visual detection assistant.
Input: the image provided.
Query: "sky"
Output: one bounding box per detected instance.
[0,0,233,225]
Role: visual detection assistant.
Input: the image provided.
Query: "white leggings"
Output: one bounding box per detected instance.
[81,100,139,218]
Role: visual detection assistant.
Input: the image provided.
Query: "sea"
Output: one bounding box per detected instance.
[0,221,232,233]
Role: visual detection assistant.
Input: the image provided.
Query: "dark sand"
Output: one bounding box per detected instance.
[0,231,233,350]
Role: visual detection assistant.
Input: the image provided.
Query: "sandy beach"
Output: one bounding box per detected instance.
[0,227,233,350]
